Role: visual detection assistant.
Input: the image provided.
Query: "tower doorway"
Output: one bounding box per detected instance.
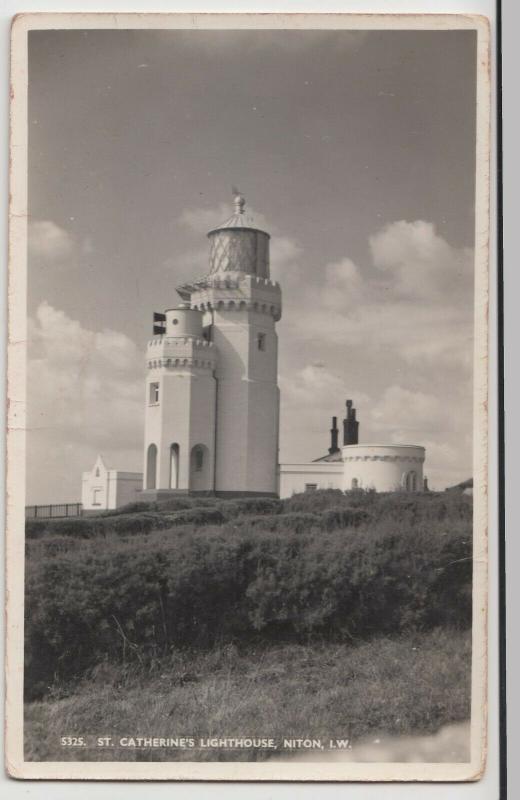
[146,444,157,490]
[189,444,210,491]
[169,444,180,489]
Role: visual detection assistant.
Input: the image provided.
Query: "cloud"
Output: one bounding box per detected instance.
[178,202,231,234]
[279,364,370,462]
[277,220,474,484]
[370,386,447,438]
[369,220,474,301]
[28,220,75,262]
[27,303,143,502]
[284,220,474,373]
[320,257,365,310]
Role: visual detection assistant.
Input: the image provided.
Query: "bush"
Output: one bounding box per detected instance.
[283,489,346,513]
[320,506,371,530]
[218,497,283,520]
[26,517,102,539]
[165,507,226,527]
[24,495,473,699]
[26,512,179,540]
[236,512,321,534]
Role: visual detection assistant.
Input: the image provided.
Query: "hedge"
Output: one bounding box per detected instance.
[24,509,472,698]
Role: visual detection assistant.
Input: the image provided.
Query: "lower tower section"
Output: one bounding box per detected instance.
[190,273,282,497]
[143,305,217,494]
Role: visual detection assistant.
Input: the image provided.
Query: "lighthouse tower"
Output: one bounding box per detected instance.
[143,191,282,497]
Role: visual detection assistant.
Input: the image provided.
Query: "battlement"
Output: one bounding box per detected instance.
[146,335,217,372]
[148,336,214,348]
[188,273,282,321]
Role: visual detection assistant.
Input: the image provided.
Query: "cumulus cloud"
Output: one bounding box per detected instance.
[284,220,474,374]
[279,364,370,463]
[277,220,474,484]
[369,220,474,301]
[177,202,232,234]
[28,220,75,262]
[370,385,446,436]
[27,303,143,502]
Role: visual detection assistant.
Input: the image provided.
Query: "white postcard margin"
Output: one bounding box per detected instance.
[5,11,491,782]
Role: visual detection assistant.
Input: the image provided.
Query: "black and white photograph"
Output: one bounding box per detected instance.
[6,13,490,782]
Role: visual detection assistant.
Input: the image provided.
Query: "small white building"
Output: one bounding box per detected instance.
[342,444,425,492]
[81,455,143,512]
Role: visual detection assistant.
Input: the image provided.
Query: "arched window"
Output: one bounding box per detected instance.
[95,467,100,478]
[189,444,210,491]
[146,444,157,490]
[194,447,204,472]
[405,471,417,492]
[351,478,359,489]
[170,443,179,489]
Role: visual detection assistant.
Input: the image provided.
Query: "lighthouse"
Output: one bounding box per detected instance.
[142,191,282,497]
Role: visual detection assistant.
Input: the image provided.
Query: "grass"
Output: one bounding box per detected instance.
[23,490,473,763]
[24,628,471,762]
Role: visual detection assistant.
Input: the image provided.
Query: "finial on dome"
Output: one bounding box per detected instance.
[232,185,245,214]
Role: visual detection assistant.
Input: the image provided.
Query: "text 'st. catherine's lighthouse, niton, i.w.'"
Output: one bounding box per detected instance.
[143,190,282,498]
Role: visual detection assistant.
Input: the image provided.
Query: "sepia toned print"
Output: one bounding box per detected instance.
[6,13,489,781]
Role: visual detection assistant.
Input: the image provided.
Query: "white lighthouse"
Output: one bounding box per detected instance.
[142,191,282,497]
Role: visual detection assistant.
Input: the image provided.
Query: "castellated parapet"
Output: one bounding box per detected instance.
[146,336,217,372]
[342,444,425,492]
[189,273,282,322]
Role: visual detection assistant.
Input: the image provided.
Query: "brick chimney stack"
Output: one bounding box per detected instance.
[343,399,359,446]
[329,416,339,454]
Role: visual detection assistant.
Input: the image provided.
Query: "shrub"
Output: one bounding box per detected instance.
[236,512,321,534]
[283,489,346,514]
[155,497,196,512]
[320,506,371,530]
[218,497,283,520]
[103,501,158,515]
[26,517,102,539]
[24,494,473,698]
[165,507,225,527]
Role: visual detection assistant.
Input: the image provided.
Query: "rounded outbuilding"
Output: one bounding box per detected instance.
[342,444,425,492]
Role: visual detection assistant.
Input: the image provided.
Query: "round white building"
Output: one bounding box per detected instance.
[342,444,426,493]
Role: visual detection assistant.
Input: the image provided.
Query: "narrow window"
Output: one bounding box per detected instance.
[149,382,160,404]
[305,483,317,492]
[351,478,359,489]
[95,467,100,478]
[194,447,204,472]
[146,444,158,489]
[92,488,101,506]
[170,444,179,489]
[257,332,266,351]
[405,471,417,492]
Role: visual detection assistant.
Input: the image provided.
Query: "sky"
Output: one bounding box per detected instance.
[27,28,477,503]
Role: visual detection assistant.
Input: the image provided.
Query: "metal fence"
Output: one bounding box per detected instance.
[25,503,83,519]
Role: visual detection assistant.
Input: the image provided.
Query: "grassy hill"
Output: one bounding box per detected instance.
[24,489,473,762]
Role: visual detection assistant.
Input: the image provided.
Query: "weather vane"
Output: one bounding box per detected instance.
[232,185,245,214]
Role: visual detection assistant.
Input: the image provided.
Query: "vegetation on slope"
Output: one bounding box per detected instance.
[25,629,471,762]
[24,490,472,701]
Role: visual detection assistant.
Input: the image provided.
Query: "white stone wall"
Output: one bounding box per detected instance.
[278,463,344,498]
[143,323,217,492]
[342,444,425,492]
[190,274,282,496]
[82,456,143,510]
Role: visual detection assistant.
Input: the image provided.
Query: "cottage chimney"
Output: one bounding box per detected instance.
[329,416,339,454]
[343,399,359,445]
